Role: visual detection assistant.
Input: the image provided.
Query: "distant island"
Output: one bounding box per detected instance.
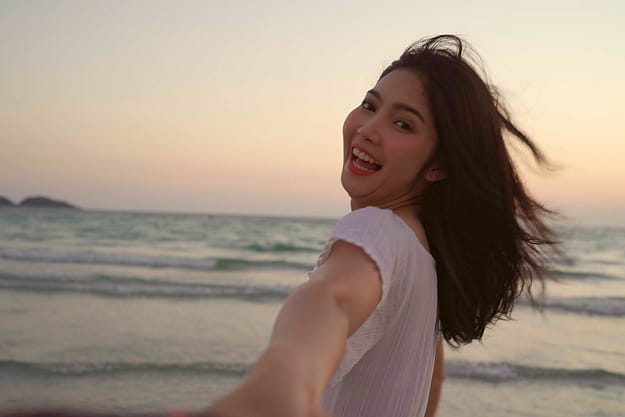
[0,195,79,209]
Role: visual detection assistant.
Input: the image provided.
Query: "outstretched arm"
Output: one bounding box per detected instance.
[208,240,383,417]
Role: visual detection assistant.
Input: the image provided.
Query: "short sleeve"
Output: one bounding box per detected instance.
[314,206,396,304]
[309,206,408,383]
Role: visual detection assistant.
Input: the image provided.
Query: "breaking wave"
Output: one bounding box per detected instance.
[3,359,624,387]
[0,272,293,300]
[0,247,312,271]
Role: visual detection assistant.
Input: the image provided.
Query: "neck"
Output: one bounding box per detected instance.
[350,198,421,219]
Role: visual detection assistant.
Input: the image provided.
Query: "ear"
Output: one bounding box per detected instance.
[424,166,447,182]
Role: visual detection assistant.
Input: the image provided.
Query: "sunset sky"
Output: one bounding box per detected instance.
[1,0,624,225]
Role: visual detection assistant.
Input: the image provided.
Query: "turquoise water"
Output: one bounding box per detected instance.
[0,207,624,416]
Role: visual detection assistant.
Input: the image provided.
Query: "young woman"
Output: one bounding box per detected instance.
[4,35,556,417]
[207,34,557,417]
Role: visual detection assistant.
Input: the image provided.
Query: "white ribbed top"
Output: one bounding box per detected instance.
[309,206,439,417]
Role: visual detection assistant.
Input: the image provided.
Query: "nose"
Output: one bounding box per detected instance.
[357,116,382,144]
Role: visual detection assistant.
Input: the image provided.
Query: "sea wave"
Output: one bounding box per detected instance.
[543,296,625,317]
[446,361,625,386]
[0,273,293,300]
[516,296,625,317]
[3,359,624,387]
[243,242,319,253]
[0,360,247,377]
[3,270,625,315]
[550,269,622,281]
[216,258,312,271]
[0,247,312,271]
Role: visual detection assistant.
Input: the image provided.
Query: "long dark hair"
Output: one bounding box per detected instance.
[380,35,558,346]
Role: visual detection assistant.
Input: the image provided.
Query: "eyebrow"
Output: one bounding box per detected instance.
[367,89,426,124]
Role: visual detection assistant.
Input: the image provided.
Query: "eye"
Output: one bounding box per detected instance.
[394,120,413,132]
[361,100,376,112]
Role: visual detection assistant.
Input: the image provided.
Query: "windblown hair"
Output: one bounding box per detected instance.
[380,35,558,346]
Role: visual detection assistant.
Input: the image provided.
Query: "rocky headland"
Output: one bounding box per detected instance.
[0,195,79,209]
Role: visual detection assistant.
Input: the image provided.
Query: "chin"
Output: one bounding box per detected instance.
[340,168,354,196]
[341,169,371,202]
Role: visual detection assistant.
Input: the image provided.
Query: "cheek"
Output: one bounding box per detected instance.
[342,109,360,159]
[394,142,430,178]
[342,109,361,141]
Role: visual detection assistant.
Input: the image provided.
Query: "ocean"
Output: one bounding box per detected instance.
[0,207,623,416]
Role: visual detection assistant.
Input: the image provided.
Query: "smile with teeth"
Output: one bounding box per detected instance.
[352,147,382,172]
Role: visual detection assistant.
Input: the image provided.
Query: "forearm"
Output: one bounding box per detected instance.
[210,280,349,417]
[269,280,349,394]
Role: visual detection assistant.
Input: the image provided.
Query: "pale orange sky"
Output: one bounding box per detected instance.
[1,1,624,225]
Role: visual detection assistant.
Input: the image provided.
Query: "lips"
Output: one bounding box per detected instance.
[348,146,382,175]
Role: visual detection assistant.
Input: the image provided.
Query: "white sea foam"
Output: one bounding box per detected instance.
[3,359,623,386]
[545,296,625,317]
[0,247,218,270]
[0,272,293,299]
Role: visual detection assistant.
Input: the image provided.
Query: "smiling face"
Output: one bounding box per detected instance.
[341,69,443,211]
